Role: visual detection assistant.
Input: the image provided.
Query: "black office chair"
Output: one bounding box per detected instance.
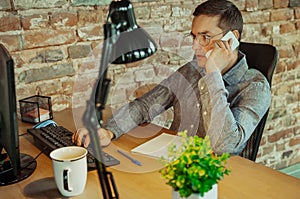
[239,42,278,161]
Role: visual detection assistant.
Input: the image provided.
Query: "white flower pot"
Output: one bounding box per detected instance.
[172,184,218,199]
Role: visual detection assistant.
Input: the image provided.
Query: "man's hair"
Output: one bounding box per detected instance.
[193,0,243,37]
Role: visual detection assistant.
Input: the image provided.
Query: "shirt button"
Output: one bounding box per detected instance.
[197,103,200,107]
[190,124,194,128]
[200,86,204,90]
[203,111,207,116]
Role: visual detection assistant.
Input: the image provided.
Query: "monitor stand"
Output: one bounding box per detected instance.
[0,153,37,186]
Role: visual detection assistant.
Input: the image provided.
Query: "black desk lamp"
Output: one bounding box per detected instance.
[82,0,157,198]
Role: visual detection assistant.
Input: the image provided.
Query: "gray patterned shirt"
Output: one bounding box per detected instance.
[105,51,271,155]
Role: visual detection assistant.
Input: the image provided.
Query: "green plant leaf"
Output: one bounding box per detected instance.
[159,131,231,198]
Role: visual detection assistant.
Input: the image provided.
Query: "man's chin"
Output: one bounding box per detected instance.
[194,54,205,64]
[197,59,206,68]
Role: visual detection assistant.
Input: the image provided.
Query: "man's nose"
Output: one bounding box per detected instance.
[192,40,207,53]
[192,40,199,51]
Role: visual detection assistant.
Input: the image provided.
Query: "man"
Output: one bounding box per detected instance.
[73,0,271,155]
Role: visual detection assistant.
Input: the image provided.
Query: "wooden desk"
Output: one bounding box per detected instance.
[2,109,300,199]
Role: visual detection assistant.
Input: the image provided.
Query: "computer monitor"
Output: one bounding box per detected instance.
[0,44,36,185]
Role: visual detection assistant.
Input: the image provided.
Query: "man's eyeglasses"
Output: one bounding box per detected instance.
[186,30,229,46]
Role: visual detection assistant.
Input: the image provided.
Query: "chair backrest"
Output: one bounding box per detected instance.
[239,42,278,161]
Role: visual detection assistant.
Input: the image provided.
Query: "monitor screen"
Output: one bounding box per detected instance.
[0,44,36,185]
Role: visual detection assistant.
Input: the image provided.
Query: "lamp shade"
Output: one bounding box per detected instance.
[105,0,157,64]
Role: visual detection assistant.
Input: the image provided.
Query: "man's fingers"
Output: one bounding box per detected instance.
[84,134,90,148]
[215,40,225,49]
[224,38,232,50]
[73,128,112,147]
[72,128,89,146]
[98,128,111,146]
[72,130,79,145]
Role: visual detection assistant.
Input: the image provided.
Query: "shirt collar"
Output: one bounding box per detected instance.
[223,51,248,85]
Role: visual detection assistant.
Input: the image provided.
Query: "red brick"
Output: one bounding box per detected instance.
[245,0,258,11]
[150,5,171,19]
[296,21,300,30]
[0,35,21,52]
[268,128,293,143]
[11,48,47,68]
[290,155,300,166]
[77,25,102,41]
[231,0,246,11]
[261,23,276,36]
[73,76,91,92]
[62,81,74,95]
[274,60,287,73]
[78,61,97,73]
[271,8,294,21]
[9,54,23,69]
[0,15,21,32]
[273,0,289,8]
[258,0,273,10]
[280,23,296,34]
[78,10,103,26]
[50,12,78,28]
[14,0,66,10]
[134,6,151,19]
[68,45,92,59]
[16,86,36,100]
[289,138,300,146]
[261,145,276,155]
[243,11,270,23]
[240,24,261,40]
[22,14,49,30]
[278,46,295,59]
[295,8,300,19]
[286,59,297,71]
[23,29,76,49]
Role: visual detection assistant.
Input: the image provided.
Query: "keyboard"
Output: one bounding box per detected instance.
[27,125,120,171]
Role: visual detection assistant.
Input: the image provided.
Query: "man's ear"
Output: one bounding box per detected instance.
[232,30,240,40]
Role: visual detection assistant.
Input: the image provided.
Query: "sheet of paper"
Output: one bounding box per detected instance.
[131,133,182,159]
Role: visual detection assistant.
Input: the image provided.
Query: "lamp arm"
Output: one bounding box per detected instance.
[82,24,119,199]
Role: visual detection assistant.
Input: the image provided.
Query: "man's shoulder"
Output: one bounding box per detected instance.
[245,68,270,86]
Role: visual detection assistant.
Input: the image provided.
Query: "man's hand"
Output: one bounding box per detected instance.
[72,127,114,147]
[205,38,236,74]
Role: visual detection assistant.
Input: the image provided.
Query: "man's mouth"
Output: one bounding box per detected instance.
[196,54,205,59]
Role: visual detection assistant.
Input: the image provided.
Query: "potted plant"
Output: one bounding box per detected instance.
[159,131,231,199]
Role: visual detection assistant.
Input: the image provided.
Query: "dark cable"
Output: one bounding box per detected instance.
[21,146,48,169]
[18,132,28,137]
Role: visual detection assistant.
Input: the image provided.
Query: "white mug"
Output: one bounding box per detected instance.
[50,146,88,197]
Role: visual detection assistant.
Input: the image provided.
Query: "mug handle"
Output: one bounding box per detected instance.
[63,169,73,192]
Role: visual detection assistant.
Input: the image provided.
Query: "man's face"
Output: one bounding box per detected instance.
[191,15,224,67]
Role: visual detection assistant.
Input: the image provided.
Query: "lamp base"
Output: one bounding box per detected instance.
[0,153,37,186]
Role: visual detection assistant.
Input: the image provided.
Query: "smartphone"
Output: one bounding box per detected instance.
[205,31,239,58]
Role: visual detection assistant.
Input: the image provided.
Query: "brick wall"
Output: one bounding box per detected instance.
[0,0,299,169]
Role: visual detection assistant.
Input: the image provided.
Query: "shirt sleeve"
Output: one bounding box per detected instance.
[105,78,176,139]
[199,71,271,155]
